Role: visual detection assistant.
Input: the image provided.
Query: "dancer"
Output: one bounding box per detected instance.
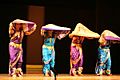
[9,19,37,77]
[41,24,71,77]
[95,30,120,76]
[69,23,100,76]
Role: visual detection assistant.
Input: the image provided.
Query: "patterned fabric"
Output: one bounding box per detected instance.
[95,29,120,76]
[95,45,111,75]
[9,19,37,77]
[69,23,100,38]
[71,46,80,61]
[70,46,83,69]
[41,24,70,76]
[9,31,24,75]
[42,38,55,75]
[70,37,83,76]
[9,44,23,75]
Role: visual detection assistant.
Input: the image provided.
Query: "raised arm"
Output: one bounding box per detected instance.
[41,29,46,37]
[9,23,15,37]
[25,24,37,35]
[56,30,70,40]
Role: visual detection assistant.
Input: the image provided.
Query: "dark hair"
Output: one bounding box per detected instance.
[13,23,23,31]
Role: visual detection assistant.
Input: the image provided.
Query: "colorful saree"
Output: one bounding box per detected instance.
[9,19,36,77]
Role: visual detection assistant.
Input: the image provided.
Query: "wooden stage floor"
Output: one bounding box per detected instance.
[0,74,120,80]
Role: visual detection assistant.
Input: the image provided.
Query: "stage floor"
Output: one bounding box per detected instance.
[0,74,120,80]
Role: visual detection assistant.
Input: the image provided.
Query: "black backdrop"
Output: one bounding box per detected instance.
[0,4,28,73]
[0,1,120,74]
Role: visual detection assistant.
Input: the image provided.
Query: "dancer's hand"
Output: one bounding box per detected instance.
[44,61,49,64]
[44,59,51,64]
[71,59,79,64]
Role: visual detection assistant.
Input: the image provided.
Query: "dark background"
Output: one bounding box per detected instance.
[0,0,120,74]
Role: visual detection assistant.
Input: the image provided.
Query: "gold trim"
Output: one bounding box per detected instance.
[9,42,22,48]
[42,45,54,50]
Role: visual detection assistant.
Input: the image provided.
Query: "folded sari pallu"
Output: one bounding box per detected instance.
[41,24,71,31]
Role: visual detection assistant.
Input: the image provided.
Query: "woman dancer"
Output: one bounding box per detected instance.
[69,23,100,76]
[9,19,36,77]
[95,30,120,76]
[41,24,70,77]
